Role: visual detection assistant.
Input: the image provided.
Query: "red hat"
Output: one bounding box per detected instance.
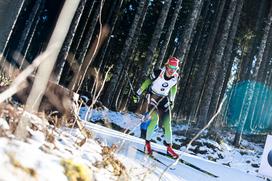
[166,57,180,68]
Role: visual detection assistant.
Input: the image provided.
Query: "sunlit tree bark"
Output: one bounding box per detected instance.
[175,0,212,118]
[208,0,244,120]
[196,0,238,127]
[186,0,227,121]
[173,0,204,118]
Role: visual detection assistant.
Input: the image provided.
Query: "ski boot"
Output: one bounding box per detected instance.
[145,140,153,156]
[167,145,179,159]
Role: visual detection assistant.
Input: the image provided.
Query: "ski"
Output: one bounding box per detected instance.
[135,147,174,168]
[134,146,218,177]
[153,149,218,178]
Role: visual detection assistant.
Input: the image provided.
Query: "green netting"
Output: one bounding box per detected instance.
[225,81,272,134]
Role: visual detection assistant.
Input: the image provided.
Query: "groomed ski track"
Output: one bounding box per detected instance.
[83,121,264,181]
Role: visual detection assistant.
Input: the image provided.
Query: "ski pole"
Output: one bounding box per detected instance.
[159,96,226,180]
[116,96,165,153]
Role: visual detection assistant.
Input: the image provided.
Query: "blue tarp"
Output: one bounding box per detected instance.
[225,81,272,134]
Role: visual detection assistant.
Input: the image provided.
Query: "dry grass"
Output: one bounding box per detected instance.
[95,144,129,180]
[7,152,37,178]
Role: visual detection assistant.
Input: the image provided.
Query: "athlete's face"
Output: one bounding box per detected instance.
[166,65,177,77]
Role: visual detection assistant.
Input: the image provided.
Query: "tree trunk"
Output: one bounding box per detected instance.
[196,0,238,127]
[16,0,80,140]
[75,1,100,66]
[180,0,221,119]
[246,4,272,127]
[88,0,124,103]
[175,0,212,118]
[74,24,110,93]
[144,0,172,74]
[174,0,204,62]
[58,0,95,84]
[98,0,124,71]
[70,0,95,56]
[233,3,272,147]
[238,0,267,81]
[259,35,272,122]
[115,61,134,110]
[26,0,80,111]
[102,0,147,108]
[70,0,105,91]
[0,0,26,55]
[156,0,183,68]
[11,0,43,69]
[113,2,149,110]
[122,65,138,110]
[251,5,272,80]
[53,0,88,83]
[187,0,227,121]
[20,12,42,65]
[257,25,272,83]
[207,0,244,120]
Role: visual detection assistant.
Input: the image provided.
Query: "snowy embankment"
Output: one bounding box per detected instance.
[0,106,268,181]
[0,115,159,180]
[0,107,182,181]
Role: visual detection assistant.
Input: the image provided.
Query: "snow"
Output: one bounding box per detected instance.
[81,107,265,174]
[87,121,265,181]
[0,106,269,181]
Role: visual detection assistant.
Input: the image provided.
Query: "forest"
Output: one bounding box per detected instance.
[0,0,272,147]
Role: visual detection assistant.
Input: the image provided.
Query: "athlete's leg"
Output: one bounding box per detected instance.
[161,109,172,144]
[162,109,179,158]
[146,110,159,141]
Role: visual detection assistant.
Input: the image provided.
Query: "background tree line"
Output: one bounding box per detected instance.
[0,0,272,146]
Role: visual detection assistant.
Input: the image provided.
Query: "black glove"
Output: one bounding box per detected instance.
[164,101,174,110]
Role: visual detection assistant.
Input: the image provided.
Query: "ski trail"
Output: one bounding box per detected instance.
[83,121,264,181]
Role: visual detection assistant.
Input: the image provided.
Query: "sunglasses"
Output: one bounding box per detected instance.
[167,65,178,70]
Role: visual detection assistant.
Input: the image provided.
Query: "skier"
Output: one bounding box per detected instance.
[133,57,180,159]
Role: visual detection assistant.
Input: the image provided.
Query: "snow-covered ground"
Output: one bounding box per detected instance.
[87,121,264,181]
[79,107,269,179]
[0,105,269,181]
